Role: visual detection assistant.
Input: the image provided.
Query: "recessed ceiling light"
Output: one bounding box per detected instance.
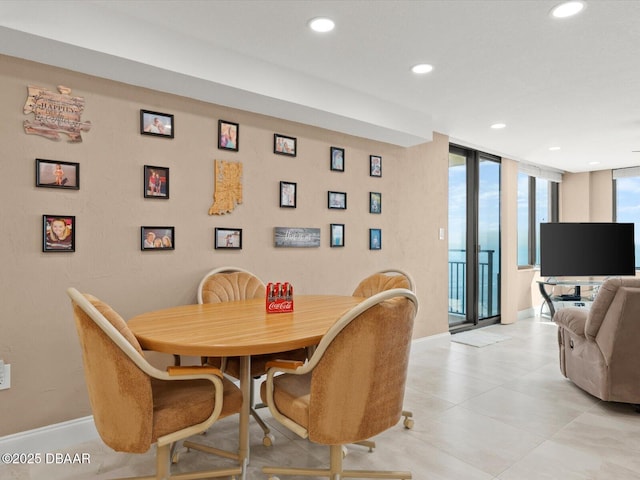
[549,146,561,151]
[551,1,585,18]
[490,123,506,129]
[589,161,600,166]
[308,17,335,33]
[411,64,433,74]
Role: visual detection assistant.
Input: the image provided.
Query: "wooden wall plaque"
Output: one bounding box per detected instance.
[23,85,92,143]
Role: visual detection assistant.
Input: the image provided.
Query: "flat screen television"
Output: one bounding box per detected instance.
[540,222,636,278]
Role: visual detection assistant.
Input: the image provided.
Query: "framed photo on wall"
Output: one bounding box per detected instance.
[43,215,75,252]
[280,181,297,208]
[144,165,169,198]
[369,192,382,213]
[140,110,174,138]
[141,226,175,250]
[369,228,382,250]
[370,155,382,177]
[274,133,297,157]
[214,227,242,249]
[330,223,345,247]
[218,120,239,151]
[330,146,345,172]
[328,191,347,210]
[36,159,79,190]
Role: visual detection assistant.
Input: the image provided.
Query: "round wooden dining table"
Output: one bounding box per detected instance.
[128,294,365,466]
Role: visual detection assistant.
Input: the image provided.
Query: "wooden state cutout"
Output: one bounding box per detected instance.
[208,159,243,215]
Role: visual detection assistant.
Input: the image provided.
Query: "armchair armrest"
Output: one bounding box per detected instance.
[265,359,305,371]
[554,308,587,337]
[263,359,310,439]
[167,365,223,378]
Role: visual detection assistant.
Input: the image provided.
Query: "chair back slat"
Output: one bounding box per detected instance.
[353,269,414,297]
[198,267,265,304]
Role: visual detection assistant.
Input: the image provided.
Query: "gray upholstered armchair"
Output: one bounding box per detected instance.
[554,277,640,405]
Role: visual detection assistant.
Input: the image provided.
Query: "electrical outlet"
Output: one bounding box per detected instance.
[0,362,10,390]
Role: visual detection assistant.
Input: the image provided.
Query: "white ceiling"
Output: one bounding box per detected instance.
[1,0,639,173]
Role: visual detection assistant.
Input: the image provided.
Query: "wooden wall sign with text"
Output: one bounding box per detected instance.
[23,85,92,143]
[274,227,321,248]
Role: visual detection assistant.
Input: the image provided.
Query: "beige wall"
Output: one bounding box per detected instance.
[501,158,519,324]
[560,170,613,222]
[0,54,451,436]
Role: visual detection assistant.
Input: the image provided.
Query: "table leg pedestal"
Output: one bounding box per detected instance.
[239,355,251,466]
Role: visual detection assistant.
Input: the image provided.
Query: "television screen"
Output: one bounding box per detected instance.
[540,222,635,277]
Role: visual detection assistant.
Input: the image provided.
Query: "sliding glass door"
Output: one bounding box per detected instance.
[448,145,501,329]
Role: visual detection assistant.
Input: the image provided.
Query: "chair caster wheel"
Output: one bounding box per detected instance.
[342,445,349,458]
[403,417,414,429]
[263,433,275,447]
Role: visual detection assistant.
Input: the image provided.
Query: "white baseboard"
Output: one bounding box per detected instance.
[0,416,98,454]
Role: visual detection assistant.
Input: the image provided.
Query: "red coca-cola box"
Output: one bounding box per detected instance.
[266,282,294,313]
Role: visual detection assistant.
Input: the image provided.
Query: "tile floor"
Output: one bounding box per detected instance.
[2,316,640,479]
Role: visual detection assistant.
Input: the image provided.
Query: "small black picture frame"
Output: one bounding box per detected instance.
[274,133,297,157]
[370,192,382,214]
[218,120,239,151]
[141,226,175,250]
[144,165,170,198]
[330,223,345,247]
[328,191,347,210]
[140,110,174,138]
[280,181,297,208]
[36,159,80,190]
[370,155,382,177]
[214,227,243,249]
[43,215,75,252]
[369,228,382,250]
[330,146,345,172]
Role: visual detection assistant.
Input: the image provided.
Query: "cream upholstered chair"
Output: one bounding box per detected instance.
[197,266,308,446]
[352,268,415,298]
[67,287,244,480]
[260,288,418,480]
[353,269,415,430]
[554,277,640,406]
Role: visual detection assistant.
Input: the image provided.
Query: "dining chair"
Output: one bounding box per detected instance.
[353,268,416,430]
[260,288,418,480]
[67,287,244,480]
[197,266,308,446]
[352,268,415,298]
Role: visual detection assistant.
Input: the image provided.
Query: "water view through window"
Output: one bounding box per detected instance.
[448,149,501,326]
[616,176,640,269]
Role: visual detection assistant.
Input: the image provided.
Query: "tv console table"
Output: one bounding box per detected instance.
[537,279,603,318]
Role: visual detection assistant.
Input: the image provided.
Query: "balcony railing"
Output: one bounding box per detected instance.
[448,249,495,317]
